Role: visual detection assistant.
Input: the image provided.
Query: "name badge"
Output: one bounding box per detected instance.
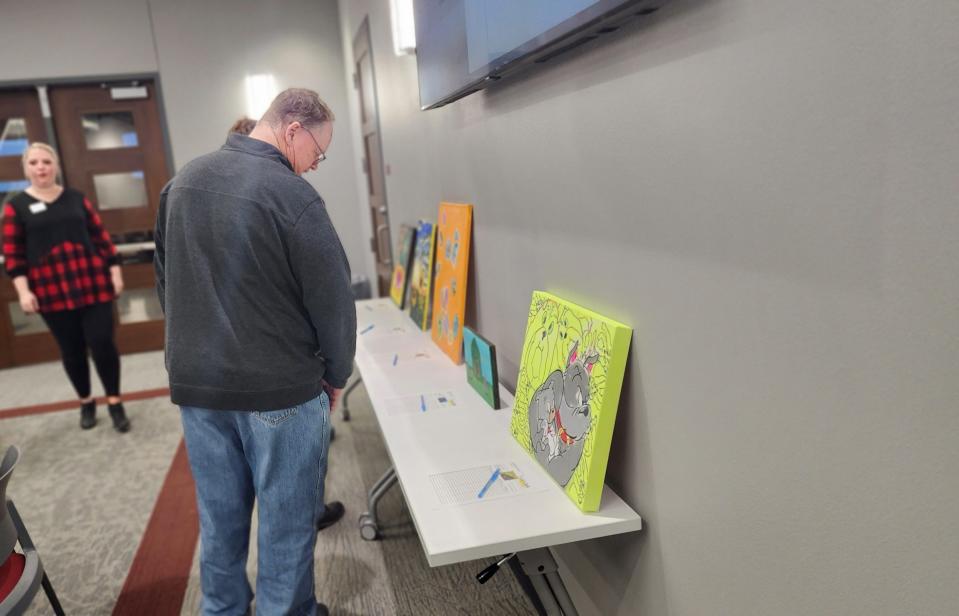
[28,202,47,214]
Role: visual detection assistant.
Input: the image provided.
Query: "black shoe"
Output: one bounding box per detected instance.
[108,403,131,433]
[330,426,336,442]
[316,602,330,616]
[80,401,97,430]
[316,501,345,532]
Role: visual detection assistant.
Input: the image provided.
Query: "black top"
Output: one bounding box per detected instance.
[2,188,118,312]
[155,134,357,411]
[5,188,115,271]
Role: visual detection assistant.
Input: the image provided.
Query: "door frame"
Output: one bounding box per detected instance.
[0,73,175,177]
[353,17,393,297]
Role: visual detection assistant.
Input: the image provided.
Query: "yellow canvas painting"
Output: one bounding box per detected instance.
[510,292,632,512]
[430,202,473,363]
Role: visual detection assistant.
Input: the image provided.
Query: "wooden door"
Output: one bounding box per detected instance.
[49,82,170,357]
[49,82,169,232]
[354,18,393,296]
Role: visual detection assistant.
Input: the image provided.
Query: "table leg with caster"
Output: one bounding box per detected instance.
[358,465,397,541]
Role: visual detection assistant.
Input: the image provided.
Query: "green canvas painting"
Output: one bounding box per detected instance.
[463,326,500,409]
[510,291,632,512]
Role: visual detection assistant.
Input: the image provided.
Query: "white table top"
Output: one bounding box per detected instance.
[353,298,642,567]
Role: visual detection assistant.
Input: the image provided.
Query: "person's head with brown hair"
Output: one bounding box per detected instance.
[228,117,257,137]
[249,88,334,175]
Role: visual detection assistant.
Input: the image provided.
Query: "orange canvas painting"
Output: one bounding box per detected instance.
[430,202,473,363]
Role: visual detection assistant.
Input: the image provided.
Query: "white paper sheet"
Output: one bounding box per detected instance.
[383,391,459,416]
[429,461,535,507]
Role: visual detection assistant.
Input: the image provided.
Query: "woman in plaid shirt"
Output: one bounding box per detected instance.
[2,142,130,432]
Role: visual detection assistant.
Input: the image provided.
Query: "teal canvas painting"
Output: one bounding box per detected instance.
[463,326,500,409]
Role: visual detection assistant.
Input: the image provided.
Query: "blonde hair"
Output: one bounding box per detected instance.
[22,142,60,174]
[262,88,335,129]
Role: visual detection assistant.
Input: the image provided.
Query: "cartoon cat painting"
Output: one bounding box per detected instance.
[510,291,632,511]
[529,341,600,486]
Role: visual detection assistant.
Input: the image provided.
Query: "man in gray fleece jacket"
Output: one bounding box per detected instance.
[154,89,354,616]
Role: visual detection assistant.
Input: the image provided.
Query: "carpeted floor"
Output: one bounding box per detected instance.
[1,396,184,615]
[1,352,537,615]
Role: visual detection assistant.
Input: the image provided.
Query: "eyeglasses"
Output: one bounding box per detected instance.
[303,127,327,164]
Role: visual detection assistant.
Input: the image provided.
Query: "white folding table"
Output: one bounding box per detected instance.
[343,299,643,615]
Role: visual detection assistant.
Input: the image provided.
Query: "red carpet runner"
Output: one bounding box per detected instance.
[113,438,198,616]
[0,387,171,420]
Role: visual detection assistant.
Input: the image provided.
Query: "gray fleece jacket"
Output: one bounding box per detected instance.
[154,134,356,411]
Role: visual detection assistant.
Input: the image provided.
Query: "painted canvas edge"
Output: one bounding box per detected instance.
[463,325,500,410]
[577,325,632,511]
[510,291,544,456]
[390,225,415,309]
[407,220,433,328]
[420,225,437,330]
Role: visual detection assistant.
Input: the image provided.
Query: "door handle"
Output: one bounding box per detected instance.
[375,224,392,266]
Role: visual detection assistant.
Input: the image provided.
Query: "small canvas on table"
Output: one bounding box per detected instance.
[510,291,632,512]
[430,202,472,363]
[408,220,437,330]
[463,326,500,409]
[389,224,416,309]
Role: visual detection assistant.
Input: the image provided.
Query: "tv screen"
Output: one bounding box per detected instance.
[414,0,667,109]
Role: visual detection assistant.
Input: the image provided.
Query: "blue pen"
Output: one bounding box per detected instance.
[420,395,427,412]
[478,468,501,499]
[393,354,399,366]
[359,324,375,335]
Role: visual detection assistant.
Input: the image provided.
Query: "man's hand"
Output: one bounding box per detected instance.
[322,380,342,413]
[329,388,342,412]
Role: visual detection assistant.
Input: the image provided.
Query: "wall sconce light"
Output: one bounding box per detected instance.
[245,73,278,120]
[390,0,416,56]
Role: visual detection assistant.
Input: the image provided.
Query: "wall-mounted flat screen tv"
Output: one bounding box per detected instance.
[413,0,668,110]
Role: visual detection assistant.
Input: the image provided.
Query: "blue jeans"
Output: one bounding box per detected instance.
[180,393,331,616]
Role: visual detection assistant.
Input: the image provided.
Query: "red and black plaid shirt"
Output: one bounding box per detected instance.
[2,188,118,313]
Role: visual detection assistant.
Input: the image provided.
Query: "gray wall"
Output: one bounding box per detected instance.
[0,0,369,276]
[336,1,959,615]
[0,0,156,81]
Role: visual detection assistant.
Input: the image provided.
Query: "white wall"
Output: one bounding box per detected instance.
[0,0,370,278]
[336,1,959,615]
[147,0,367,277]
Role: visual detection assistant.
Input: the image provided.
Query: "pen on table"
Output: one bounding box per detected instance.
[359,324,375,335]
[392,354,398,366]
[478,468,501,499]
[420,395,427,412]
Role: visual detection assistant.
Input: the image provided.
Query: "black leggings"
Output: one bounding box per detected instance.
[41,302,121,399]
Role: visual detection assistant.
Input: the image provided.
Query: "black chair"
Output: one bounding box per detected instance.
[0,445,65,615]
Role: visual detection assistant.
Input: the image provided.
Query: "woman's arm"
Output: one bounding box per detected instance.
[12,275,37,313]
[82,196,124,293]
[4,204,39,313]
[82,197,119,265]
[2,203,28,278]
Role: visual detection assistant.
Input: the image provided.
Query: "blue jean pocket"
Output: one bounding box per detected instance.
[251,405,299,427]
